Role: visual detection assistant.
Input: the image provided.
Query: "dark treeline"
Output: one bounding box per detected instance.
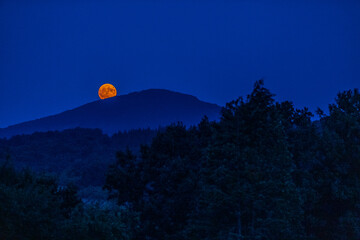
[0,128,157,189]
[1,80,360,239]
[105,81,360,240]
[0,161,139,240]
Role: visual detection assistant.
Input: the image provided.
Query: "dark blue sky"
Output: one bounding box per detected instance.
[0,0,359,128]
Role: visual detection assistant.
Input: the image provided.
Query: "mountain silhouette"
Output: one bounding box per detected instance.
[0,89,221,138]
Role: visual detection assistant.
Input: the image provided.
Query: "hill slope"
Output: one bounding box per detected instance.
[0,89,221,138]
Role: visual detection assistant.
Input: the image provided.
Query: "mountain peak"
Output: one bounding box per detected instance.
[119,89,200,103]
[0,89,221,138]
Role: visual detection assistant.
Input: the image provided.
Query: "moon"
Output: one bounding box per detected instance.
[98,84,117,100]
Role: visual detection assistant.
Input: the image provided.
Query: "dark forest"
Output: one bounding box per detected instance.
[1,81,360,239]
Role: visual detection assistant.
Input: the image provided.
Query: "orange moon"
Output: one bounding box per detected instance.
[98,84,117,100]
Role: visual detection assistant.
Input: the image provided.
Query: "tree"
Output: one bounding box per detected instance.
[310,89,360,240]
[0,160,137,240]
[188,81,304,239]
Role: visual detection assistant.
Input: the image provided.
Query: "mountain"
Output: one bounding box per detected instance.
[0,89,221,138]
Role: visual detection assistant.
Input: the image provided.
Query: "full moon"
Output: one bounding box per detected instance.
[98,84,117,100]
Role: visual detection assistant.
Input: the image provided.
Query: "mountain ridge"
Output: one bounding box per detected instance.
[0,89,221,138]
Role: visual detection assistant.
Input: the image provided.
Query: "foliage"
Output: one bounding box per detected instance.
[105,81,360,240]
[0,161,138,240]
[2,81,360,239]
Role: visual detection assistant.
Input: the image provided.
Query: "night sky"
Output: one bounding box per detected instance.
[0,0,359,128]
